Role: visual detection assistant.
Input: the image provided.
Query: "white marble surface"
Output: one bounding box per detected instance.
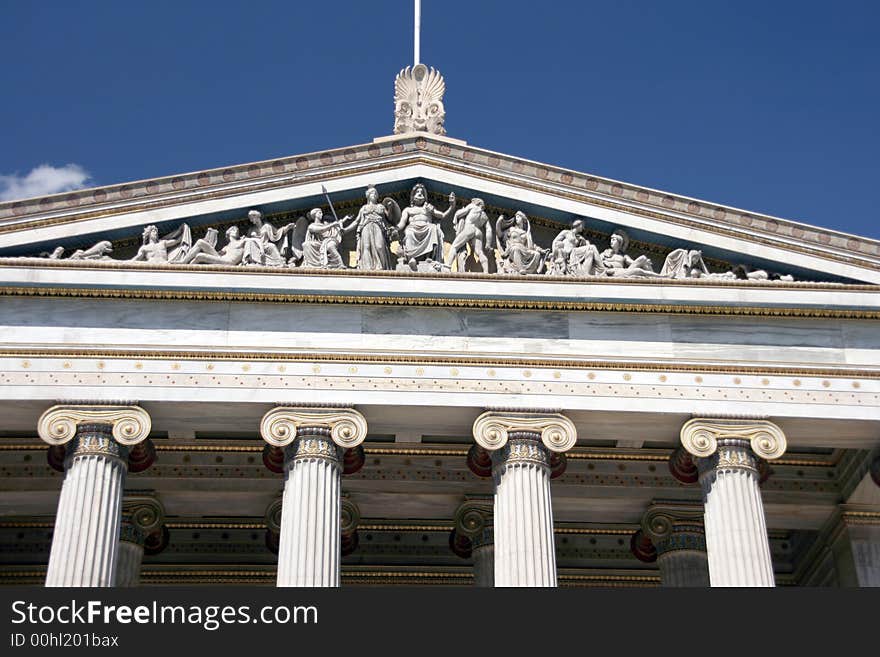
[45,449,126,587]
[2,262,879,303]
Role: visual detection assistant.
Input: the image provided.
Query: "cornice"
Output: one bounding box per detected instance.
[2,285,879,319]
[1,135,877,272]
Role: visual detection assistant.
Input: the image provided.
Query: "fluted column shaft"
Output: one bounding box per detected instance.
[493,432,556,587]
[656,530,710,587]
[116,519,145,587]
[472,527,495,587]
[698,439,775,586]
[277,429,342,587]
[116,543,144,587]
[45,424,128,587]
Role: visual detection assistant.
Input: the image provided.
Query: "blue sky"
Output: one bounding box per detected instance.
[1,0,878,238]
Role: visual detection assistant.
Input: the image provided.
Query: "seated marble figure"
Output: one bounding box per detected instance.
[13,199,801,283]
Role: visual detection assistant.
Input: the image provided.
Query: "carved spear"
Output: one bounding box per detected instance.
[321,185,341,225]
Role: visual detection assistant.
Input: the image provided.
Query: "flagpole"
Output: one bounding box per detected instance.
[414,0,421,65]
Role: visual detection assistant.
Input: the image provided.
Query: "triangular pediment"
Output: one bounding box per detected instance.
[0,133,878,285]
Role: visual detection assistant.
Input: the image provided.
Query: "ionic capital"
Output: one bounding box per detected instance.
[641,501,704,544]
[680,418,786,461]
[265,497,284,534]
[633,501,706,561]
[37,405,151,447]
[472,411,577,453]
[122,494,165,535]
[260,407,368,450]
[453,496,493,539]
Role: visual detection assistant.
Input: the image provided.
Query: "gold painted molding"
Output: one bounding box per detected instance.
[2,285,880,319]
[1,347,878,379]
[36,404,151,446]
[1,257,877,291]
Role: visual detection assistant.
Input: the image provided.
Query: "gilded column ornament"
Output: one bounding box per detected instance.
[39,405,152,587]
[117,494,165,587]
[679,418,787,587]
[452,497,494,587]
[260,407,368,587]
[635,501,709,587]
[471,411,576,588]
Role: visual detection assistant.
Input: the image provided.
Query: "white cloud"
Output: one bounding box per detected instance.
[0,164,91,201]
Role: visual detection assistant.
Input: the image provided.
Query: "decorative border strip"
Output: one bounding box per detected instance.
[1,346,879,381]
[0,257,877,291]
[2,286,879,319]
[0,441,841,468]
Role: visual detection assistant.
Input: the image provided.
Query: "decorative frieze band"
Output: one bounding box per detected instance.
[260,407,368,449]
[37,405,151,447]
[680,418,786,461]
[472,411,577,453]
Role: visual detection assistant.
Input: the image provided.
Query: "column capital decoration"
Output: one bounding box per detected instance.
[680,418,786,461]
[122,494,165,535]
[634,501,706,561]
[38,405,151,447]
[341,495,361,537]
[453,496,493,539]
[265,497,284,534]
[472,410,577,453]
[260,407,368,450]
[641,501,704,543]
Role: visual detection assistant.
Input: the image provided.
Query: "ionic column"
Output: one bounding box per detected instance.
[116,494,165,587]
[472,411,577,587]
[37,405,152,587]
[634,502,709,587]
[452,497,494,586]
[260,407,367,587]
[681,418,786,587]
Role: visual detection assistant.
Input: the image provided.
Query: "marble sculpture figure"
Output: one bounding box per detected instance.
[14,182,800,281]
[346,186,396,271]
[446,198,493,273]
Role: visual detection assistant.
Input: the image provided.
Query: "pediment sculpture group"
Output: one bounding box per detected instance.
[29,184,793,281]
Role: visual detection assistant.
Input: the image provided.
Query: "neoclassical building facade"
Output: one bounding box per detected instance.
[0,67,878,587]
